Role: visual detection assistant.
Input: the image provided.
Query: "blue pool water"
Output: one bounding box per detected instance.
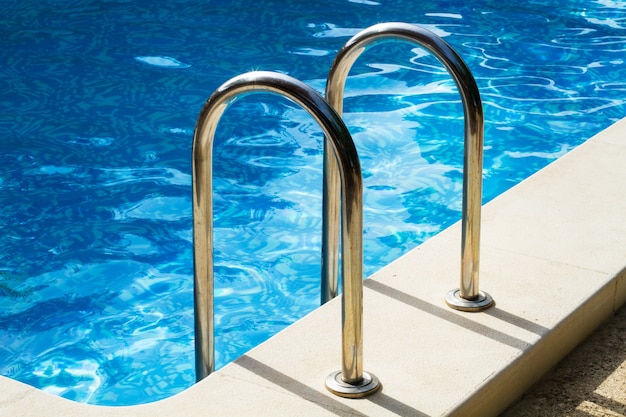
[1,0,625,406]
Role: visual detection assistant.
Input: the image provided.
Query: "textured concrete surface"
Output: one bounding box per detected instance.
[501,305,626,417]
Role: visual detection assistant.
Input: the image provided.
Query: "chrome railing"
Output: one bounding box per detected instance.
[324,22,494,312]
[192,71,380,397]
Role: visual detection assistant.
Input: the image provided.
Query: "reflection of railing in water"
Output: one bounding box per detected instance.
[192,71,380,397]
[323,22,494,312]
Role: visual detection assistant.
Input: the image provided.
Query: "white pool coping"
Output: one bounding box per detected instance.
[2,117,625,416]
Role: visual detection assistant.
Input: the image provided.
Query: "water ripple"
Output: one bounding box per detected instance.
[134,56,191,68]
[2,0,626,406]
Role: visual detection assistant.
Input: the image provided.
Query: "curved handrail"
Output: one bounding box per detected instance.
[192,71,380,397]
[323,22,494,311]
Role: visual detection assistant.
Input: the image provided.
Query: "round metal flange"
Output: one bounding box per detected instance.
[445,289,494,312]
[325,370,381,398]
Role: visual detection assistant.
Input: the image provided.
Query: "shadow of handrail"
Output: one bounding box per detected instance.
[485,307,549,336]
[237,355,430,417]
[367,392,430,417]
[236,355,366,416]
[364,279,532,351]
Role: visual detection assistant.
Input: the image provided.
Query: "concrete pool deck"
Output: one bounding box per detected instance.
[1,117,625,416]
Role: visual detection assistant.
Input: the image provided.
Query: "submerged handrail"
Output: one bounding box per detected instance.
[323,22,494,312]
[192,71,380,397]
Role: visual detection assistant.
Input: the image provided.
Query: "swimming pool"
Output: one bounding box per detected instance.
[1,0,625,406]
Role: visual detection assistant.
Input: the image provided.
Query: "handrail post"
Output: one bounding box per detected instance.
[192,71,380,397]
[324,22,494,313]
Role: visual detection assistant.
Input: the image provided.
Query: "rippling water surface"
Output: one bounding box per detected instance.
[1,0,625,405]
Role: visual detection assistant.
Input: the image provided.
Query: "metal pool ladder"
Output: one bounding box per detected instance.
[192,71,381,398]
[323,22,495,312]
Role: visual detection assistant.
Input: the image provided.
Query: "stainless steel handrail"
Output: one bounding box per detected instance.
[323,22,494,312]
[192,71,380,397]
